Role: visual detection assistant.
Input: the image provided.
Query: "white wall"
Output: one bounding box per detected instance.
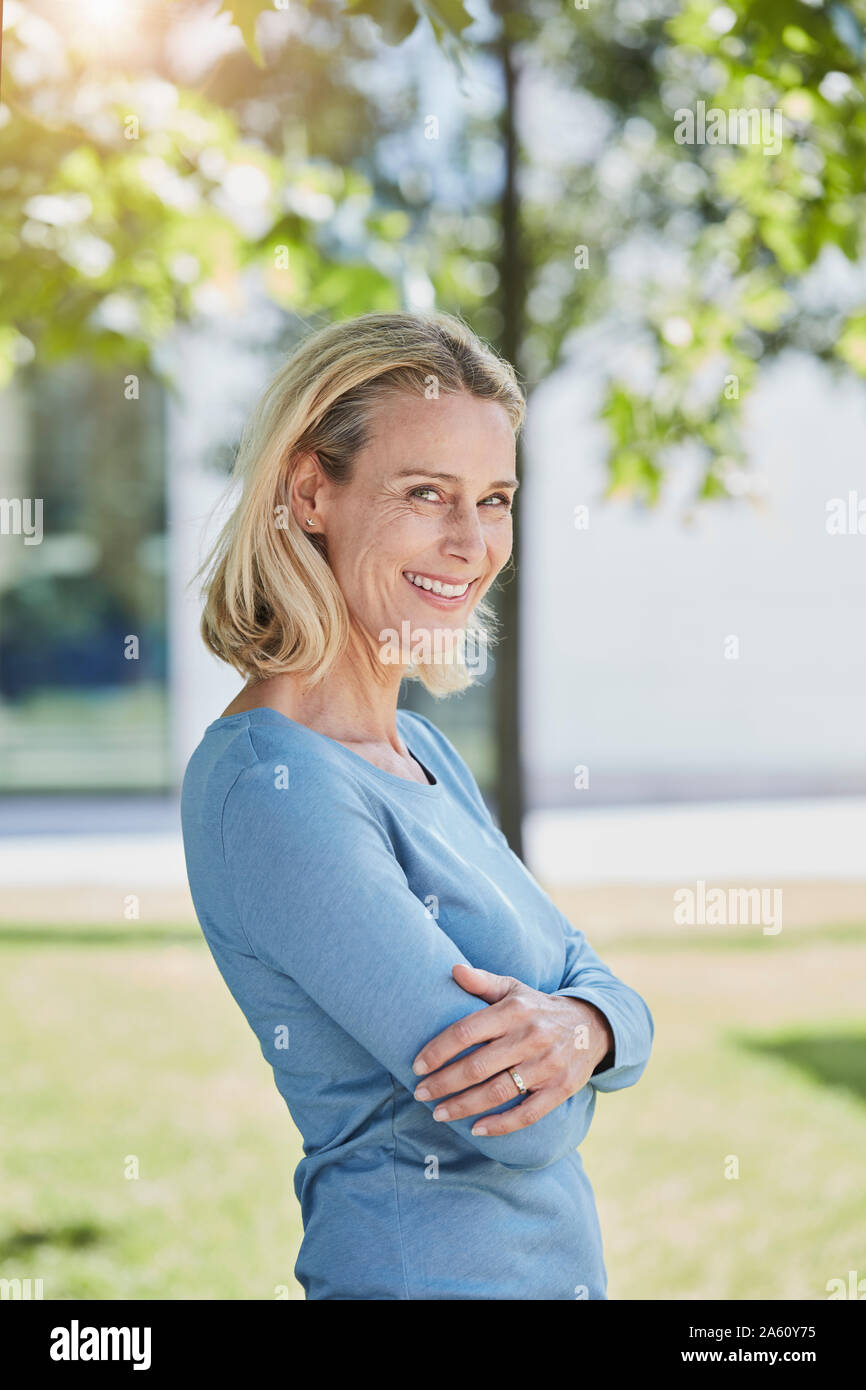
[522,350,866,806]
[165,322,278,783]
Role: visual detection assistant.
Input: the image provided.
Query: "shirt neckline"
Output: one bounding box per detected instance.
[205,706,444,797]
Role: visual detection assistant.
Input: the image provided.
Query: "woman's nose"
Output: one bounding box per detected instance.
[442,507,487,564]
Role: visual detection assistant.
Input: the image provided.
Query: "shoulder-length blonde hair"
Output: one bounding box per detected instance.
[197,309,525,697]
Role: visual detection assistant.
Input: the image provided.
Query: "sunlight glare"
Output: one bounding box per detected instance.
[80,0,132,26]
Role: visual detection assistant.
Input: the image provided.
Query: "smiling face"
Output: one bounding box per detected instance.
[300,389,518,649]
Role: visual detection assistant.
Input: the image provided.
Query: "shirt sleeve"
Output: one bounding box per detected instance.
[406,714,654,1095]
[549,916,655,1093]
[221,757,598,1171]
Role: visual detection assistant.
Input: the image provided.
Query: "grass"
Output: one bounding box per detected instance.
[1,915,864,1300]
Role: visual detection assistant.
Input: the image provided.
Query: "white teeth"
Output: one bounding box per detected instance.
[404,571,470,598]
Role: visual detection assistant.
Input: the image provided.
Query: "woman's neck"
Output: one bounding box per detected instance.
[222,631,407,754]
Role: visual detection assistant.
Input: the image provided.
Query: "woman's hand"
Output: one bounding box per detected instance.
[411,963,614,1136]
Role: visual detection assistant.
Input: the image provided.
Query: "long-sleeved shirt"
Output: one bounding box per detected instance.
[180,705,654,1300]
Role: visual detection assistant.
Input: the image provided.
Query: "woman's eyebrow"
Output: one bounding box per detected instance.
[392,468,520,489]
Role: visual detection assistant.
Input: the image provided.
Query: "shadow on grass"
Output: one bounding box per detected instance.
[737,1030,866,1106]
[0,925,202,948]
[0,1220,103,1259]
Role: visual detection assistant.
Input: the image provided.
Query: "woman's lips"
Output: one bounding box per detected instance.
[402,572,477,608]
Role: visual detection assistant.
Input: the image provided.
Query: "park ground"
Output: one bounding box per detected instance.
[1,881,864,1300]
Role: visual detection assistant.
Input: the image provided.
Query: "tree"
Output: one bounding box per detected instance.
[6,0,866,845]
[216,0,866,847]
[0,0,416,385]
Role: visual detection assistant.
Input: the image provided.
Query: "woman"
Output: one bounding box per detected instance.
[180,310,654,1301]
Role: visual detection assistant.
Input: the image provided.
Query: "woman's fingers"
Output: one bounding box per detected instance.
[413,1034,531,1106]
[412,975,522,1077]
[431,1071,532,1124]
[420,1050,598,1135]
[470,1078,569,1137]
[425,1057,546,1124]
[473,1048,599,1135]
[412,988,602,1131]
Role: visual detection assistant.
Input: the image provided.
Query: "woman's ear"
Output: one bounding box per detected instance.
[288,450,324,530]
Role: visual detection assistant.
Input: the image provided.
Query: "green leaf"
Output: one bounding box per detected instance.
[421,0,475,40]
[215,0,266,66]
[600,386,634,448]
[836,314,866,374]
[739,279,793,332]
[781,26,819,55]
[699,471,730,501]
[345,0,423,45]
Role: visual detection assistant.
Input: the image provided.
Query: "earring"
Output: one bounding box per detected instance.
[306,518,315,527]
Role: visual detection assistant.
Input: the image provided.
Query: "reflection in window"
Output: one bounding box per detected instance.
[0,363,170,791]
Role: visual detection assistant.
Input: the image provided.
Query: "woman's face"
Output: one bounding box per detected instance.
[311,389,518,647]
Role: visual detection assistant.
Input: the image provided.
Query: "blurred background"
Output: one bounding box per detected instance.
[1,0,864,1300]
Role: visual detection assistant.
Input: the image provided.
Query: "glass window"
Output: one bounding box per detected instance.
[0,363,170,790]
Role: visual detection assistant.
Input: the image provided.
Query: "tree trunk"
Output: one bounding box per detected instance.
[491,0,526,857]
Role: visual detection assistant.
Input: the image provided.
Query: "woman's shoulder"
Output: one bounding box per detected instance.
[396,707,456,749]
[397,709,501,829]
[183,705,495,827]
[182,708,372,821]
[183,711,396,881]
[396,707,459,772]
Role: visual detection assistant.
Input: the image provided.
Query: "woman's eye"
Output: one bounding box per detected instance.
[408,486,512,512]
[483,493,513,511]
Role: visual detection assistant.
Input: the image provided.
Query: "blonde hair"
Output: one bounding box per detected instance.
[196,309,525,697]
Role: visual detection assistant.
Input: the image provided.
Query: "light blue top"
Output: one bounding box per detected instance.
[180,706,654,1300]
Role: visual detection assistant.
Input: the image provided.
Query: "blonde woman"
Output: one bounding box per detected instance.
[180,310,654,1301]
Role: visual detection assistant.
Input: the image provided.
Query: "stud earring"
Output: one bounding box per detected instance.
[306,518,315,527]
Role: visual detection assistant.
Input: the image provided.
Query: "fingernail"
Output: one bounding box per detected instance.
[413,1060,428,1075]
[415,1086,431,1101]
[433,1106,449,1121]
[472,1125,488,1136]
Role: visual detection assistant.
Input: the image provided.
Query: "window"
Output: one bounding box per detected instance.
[0,363,170,791]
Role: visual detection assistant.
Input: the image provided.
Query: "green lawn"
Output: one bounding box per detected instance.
[1,917,864,1300]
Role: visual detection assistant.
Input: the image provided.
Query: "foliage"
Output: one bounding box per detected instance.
[0,1,404,388]
[202,0,476,61]
[4,0,866,505]
[408,0,866,504]
[553,0,866,503]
